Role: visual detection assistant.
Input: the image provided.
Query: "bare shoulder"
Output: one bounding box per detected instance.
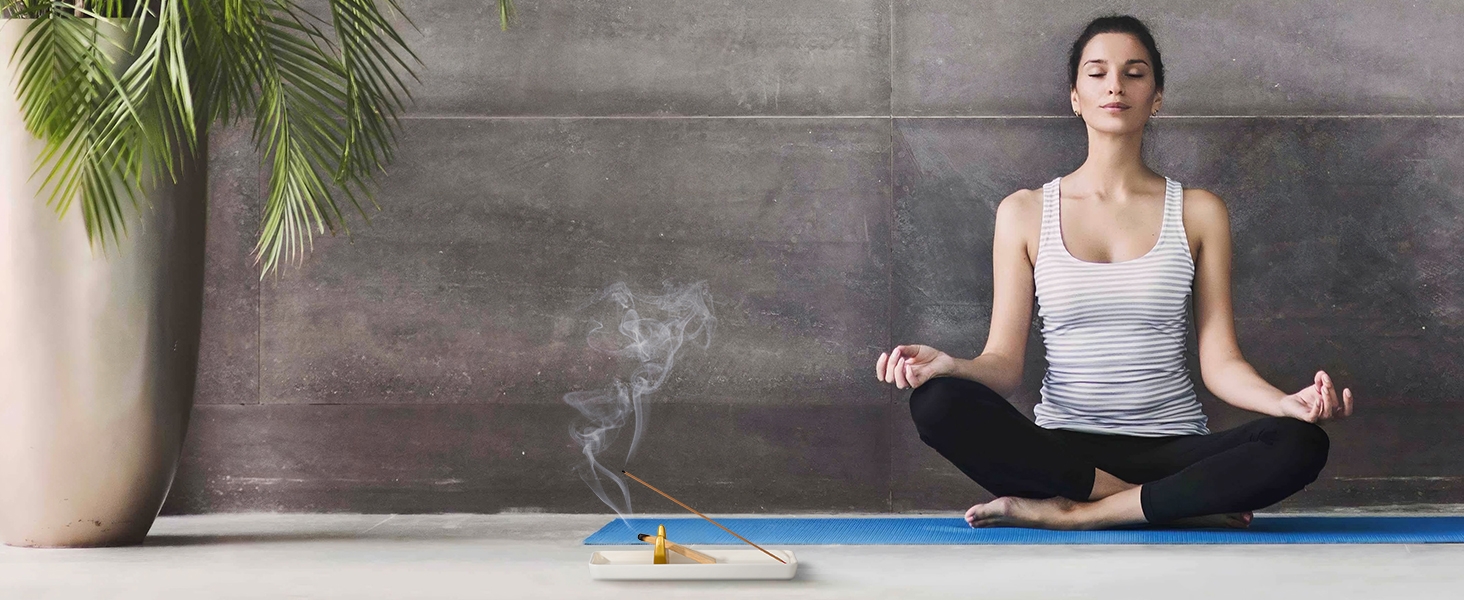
[994,187,1044,264]
[1181,187,1230,228]
[996,187,1043,221]
[1180,187,1231,257]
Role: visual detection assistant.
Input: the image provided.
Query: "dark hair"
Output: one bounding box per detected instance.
[1068,15,1164,91]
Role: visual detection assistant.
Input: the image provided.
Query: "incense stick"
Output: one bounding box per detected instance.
[621,470,787,565]
[636,533,717,564]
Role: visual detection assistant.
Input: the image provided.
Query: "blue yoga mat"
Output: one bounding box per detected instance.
[584,516,1464,545]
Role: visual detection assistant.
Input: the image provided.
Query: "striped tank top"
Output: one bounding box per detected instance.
[1032,175,1209,436]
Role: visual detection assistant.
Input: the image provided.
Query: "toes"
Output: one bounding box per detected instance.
[968,501,997,520]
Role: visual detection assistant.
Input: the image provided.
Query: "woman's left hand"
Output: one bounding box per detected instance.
[1279,369,1354,423]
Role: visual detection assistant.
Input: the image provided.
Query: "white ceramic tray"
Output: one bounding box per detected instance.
[588,548,798,580]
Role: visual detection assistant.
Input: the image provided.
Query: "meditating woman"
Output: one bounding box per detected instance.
[875,15,1355,530]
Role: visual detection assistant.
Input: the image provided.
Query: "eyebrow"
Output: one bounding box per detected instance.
[1084,59,1149,67]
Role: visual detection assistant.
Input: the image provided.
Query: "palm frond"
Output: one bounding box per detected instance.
[496,0,515,32]
[250,1,358,275]
[6,0,517,276]
[11,5,153,249]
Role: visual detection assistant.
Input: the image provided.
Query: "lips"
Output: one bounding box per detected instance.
[1101,103,1129,109]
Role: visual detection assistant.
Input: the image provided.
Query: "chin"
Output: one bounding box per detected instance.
[1087,121,1146,135]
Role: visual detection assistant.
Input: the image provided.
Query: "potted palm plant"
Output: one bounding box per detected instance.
[0,0,513,548]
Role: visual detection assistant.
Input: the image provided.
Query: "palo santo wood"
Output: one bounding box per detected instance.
[621,470,787,565]
[637,533,717,564]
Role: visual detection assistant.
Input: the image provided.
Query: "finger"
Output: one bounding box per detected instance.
[876,352,887,382]
[1342,388,1354,418]
[1321,372,1338,419]
[1323,373,1335,415]
[885,346,902,383]
[1308,394,1322,422]
[895,356,909,389]
[906,361,919,388]
[1315,370,1325,388]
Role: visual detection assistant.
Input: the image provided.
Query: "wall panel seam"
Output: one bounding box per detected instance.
[393,114,1464,120]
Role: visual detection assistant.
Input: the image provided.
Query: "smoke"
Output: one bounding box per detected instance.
[563,280,716,519]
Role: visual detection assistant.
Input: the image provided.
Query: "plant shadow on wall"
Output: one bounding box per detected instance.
[0,0,516,276]
[0,0,513,548]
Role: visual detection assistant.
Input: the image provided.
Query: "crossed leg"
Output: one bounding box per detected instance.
[908,377,1329,530]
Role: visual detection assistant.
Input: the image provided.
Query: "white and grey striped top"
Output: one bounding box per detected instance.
[1032,175,1209,436]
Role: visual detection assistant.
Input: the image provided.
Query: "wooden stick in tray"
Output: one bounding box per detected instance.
[636,533,717,564]
[621,470,787,565]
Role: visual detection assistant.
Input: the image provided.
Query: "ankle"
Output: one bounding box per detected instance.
[1069,489,1146,530]
[1047,498,1093,530]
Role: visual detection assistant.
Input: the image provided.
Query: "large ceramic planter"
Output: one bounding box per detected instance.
[0,19,208,547]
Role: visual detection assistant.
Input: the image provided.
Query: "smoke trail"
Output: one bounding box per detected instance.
[563,280,716,518]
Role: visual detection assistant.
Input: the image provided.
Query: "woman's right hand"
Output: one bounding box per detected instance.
[876,344,955,389]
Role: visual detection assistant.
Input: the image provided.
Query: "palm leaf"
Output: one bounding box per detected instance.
[5,0,518,276]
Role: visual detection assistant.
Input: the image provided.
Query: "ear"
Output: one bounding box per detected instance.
[1070,89,1080,113]
[1152,90,1163,113]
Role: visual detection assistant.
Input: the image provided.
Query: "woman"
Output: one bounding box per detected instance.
[875,15,1355,530]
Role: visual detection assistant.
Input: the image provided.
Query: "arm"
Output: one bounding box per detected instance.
[949,192,1035,396]
[1189,189,1291,417]
[945,190,1036,397]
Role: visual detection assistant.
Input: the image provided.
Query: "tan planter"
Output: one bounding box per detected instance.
[0,19,208,547]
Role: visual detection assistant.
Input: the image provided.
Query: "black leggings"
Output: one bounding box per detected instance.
[908,377,1330,524]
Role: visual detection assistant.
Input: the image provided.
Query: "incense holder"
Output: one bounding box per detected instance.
[652,525,668,564]
[588,548,798,580]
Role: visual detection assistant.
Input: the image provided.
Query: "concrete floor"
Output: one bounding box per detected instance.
[3,513,1464,599]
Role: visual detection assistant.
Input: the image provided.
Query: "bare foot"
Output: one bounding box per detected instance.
[1163,512,1253,529]
[965,496,1086,530]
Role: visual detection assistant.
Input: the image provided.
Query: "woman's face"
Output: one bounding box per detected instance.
[1070,32,1162,132]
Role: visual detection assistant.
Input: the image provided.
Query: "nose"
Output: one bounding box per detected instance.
[1107,73,1124,96]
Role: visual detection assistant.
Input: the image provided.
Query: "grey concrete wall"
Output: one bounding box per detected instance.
[162,0,1464,515]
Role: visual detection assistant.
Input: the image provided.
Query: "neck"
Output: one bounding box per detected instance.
[1070,126,1157,198]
